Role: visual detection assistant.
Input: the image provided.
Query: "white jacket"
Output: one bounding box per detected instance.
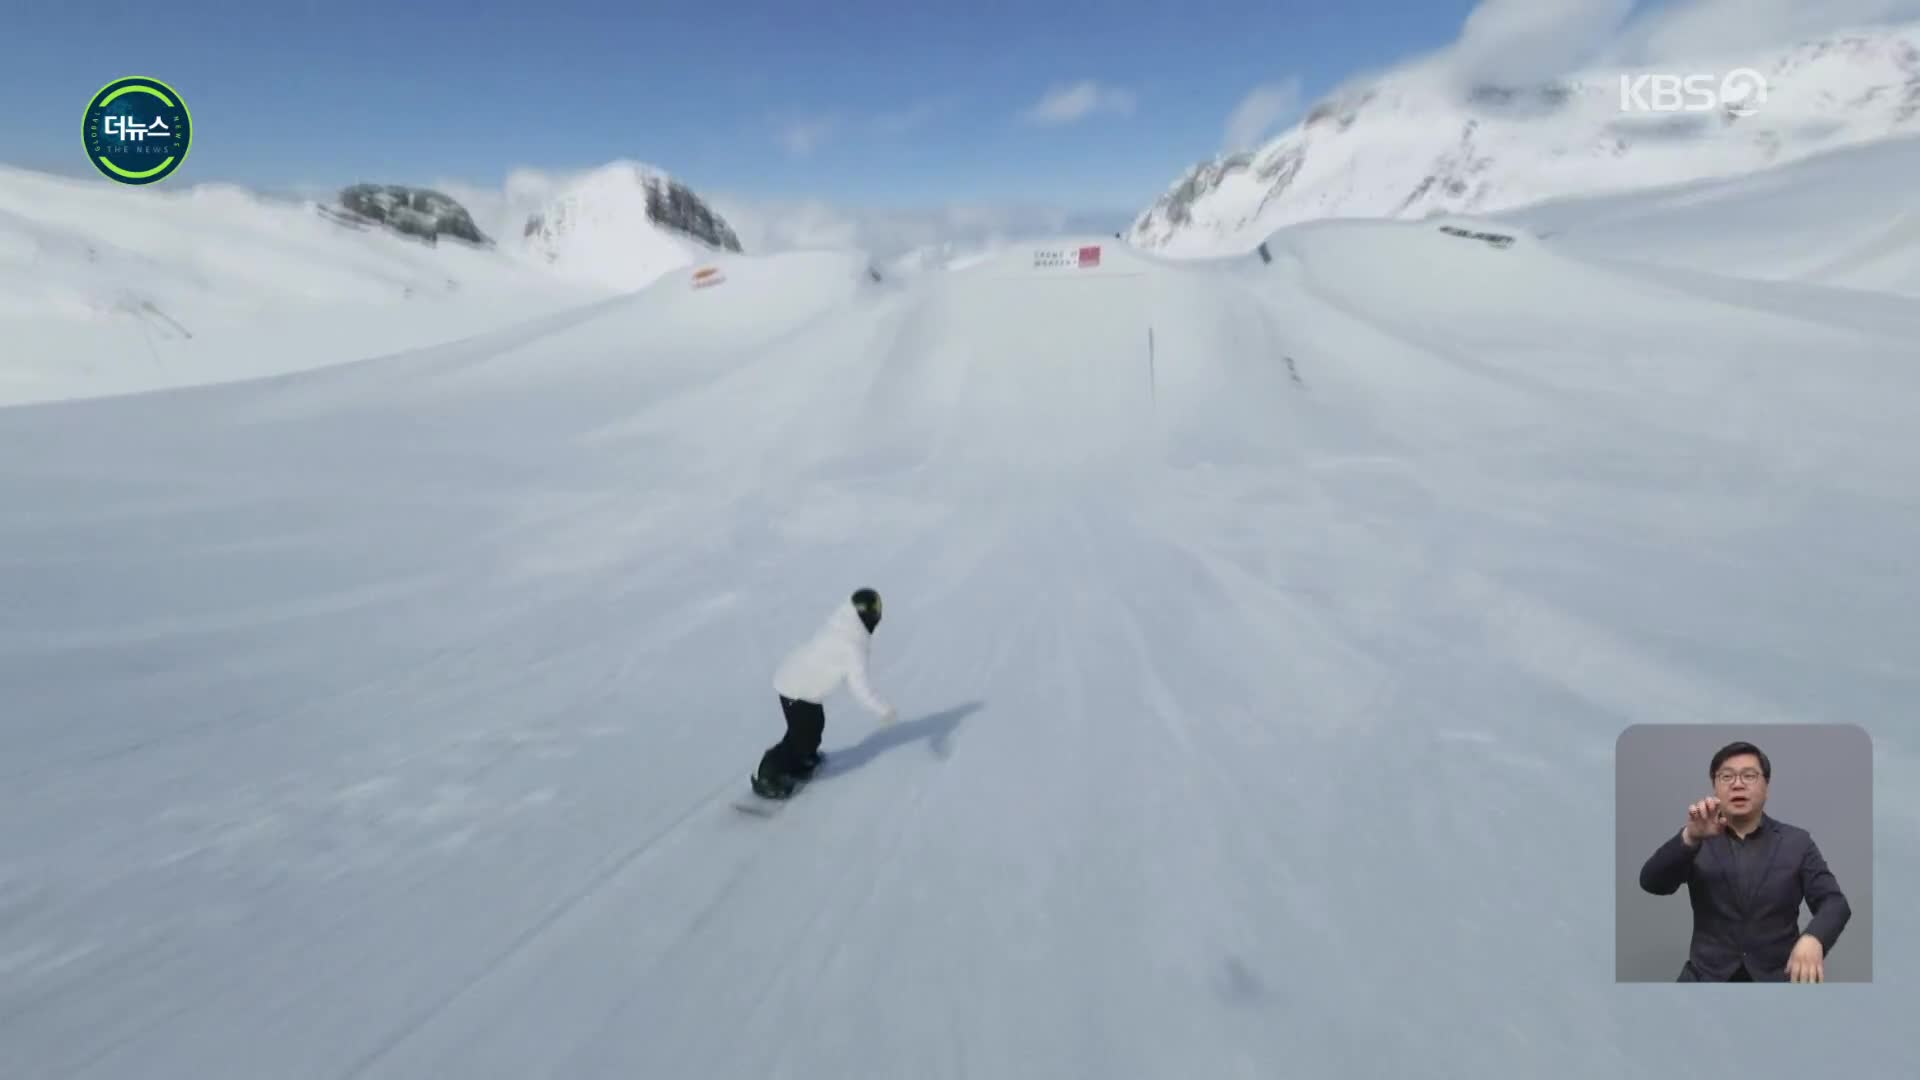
[773,600,892,717]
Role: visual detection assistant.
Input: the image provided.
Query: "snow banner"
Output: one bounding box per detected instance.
[1032,244,1102,269]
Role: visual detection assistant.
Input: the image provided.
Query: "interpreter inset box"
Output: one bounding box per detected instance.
[1615,723,1872,983]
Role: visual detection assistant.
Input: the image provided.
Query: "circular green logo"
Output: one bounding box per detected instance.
[84,76,192,185]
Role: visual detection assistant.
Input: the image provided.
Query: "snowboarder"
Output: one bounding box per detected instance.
[753,587,896,799]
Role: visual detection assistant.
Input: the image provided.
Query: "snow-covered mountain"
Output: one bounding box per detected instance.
[0,166,599,406]
[517,162,743,291]
[1132,23,1920,255]
[0,159,763,403]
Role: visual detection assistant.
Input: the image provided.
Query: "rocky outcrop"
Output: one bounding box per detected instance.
[522,173,742,254]
[326,185,492,247]
[643,176,742,252]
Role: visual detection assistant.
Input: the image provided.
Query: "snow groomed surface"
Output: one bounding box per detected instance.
[2,195,1917,1077]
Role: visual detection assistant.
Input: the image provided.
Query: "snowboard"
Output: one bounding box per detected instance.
[732,774,810,817]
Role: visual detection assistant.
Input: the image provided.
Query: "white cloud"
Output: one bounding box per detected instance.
[419,161,1129,267]
[779,116,838,157]
[1223,79,1304,152]
[872,97,960,136]
[1020,81,1138,125]
[708,194,1126,264]
[1423,0,1920,87]
[1444,0,1635,86]
[1609,0,1920,65]
[775,99,962,152]
[709,197,864,252]
[429,165,585,244]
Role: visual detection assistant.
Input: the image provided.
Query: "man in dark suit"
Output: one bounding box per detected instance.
[1639,741,1851,982]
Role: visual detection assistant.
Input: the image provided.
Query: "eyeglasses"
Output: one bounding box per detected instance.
[1715,769,1765,786]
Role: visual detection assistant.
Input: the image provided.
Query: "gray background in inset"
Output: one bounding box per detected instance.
[1615,723,1873,982]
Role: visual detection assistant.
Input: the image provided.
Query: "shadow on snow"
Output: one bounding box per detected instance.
[817,700,984,780]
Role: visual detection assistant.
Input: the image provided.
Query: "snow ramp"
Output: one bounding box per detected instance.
[848,238,1330,478]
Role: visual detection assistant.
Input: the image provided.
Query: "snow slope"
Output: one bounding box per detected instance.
[0,167,605,407]
[1504,132,1920,296]
[2,174,1918,1078]
[1133,22,1920,255]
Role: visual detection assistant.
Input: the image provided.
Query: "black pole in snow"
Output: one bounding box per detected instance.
[1148,326,1157,407]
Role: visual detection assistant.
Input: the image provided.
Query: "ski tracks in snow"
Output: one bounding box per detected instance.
[338,768,745,1080]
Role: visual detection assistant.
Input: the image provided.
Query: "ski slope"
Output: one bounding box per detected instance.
[3,165,1918,1078]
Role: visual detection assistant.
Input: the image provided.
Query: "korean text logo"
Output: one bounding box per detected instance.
[84,76,193,185]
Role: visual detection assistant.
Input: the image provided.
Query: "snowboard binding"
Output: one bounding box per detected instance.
[750,750,825,800]
[751,772,798,799]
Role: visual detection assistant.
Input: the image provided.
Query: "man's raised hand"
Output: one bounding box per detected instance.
[1683,797,1727,846]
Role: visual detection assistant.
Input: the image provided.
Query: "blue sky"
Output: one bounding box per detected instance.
[21,0,1884,231]
[9,0,1490,216]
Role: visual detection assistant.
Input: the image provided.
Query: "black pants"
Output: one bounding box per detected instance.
[757,695,824,782]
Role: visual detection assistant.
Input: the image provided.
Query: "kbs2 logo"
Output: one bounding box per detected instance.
[1619,69,1768,118]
